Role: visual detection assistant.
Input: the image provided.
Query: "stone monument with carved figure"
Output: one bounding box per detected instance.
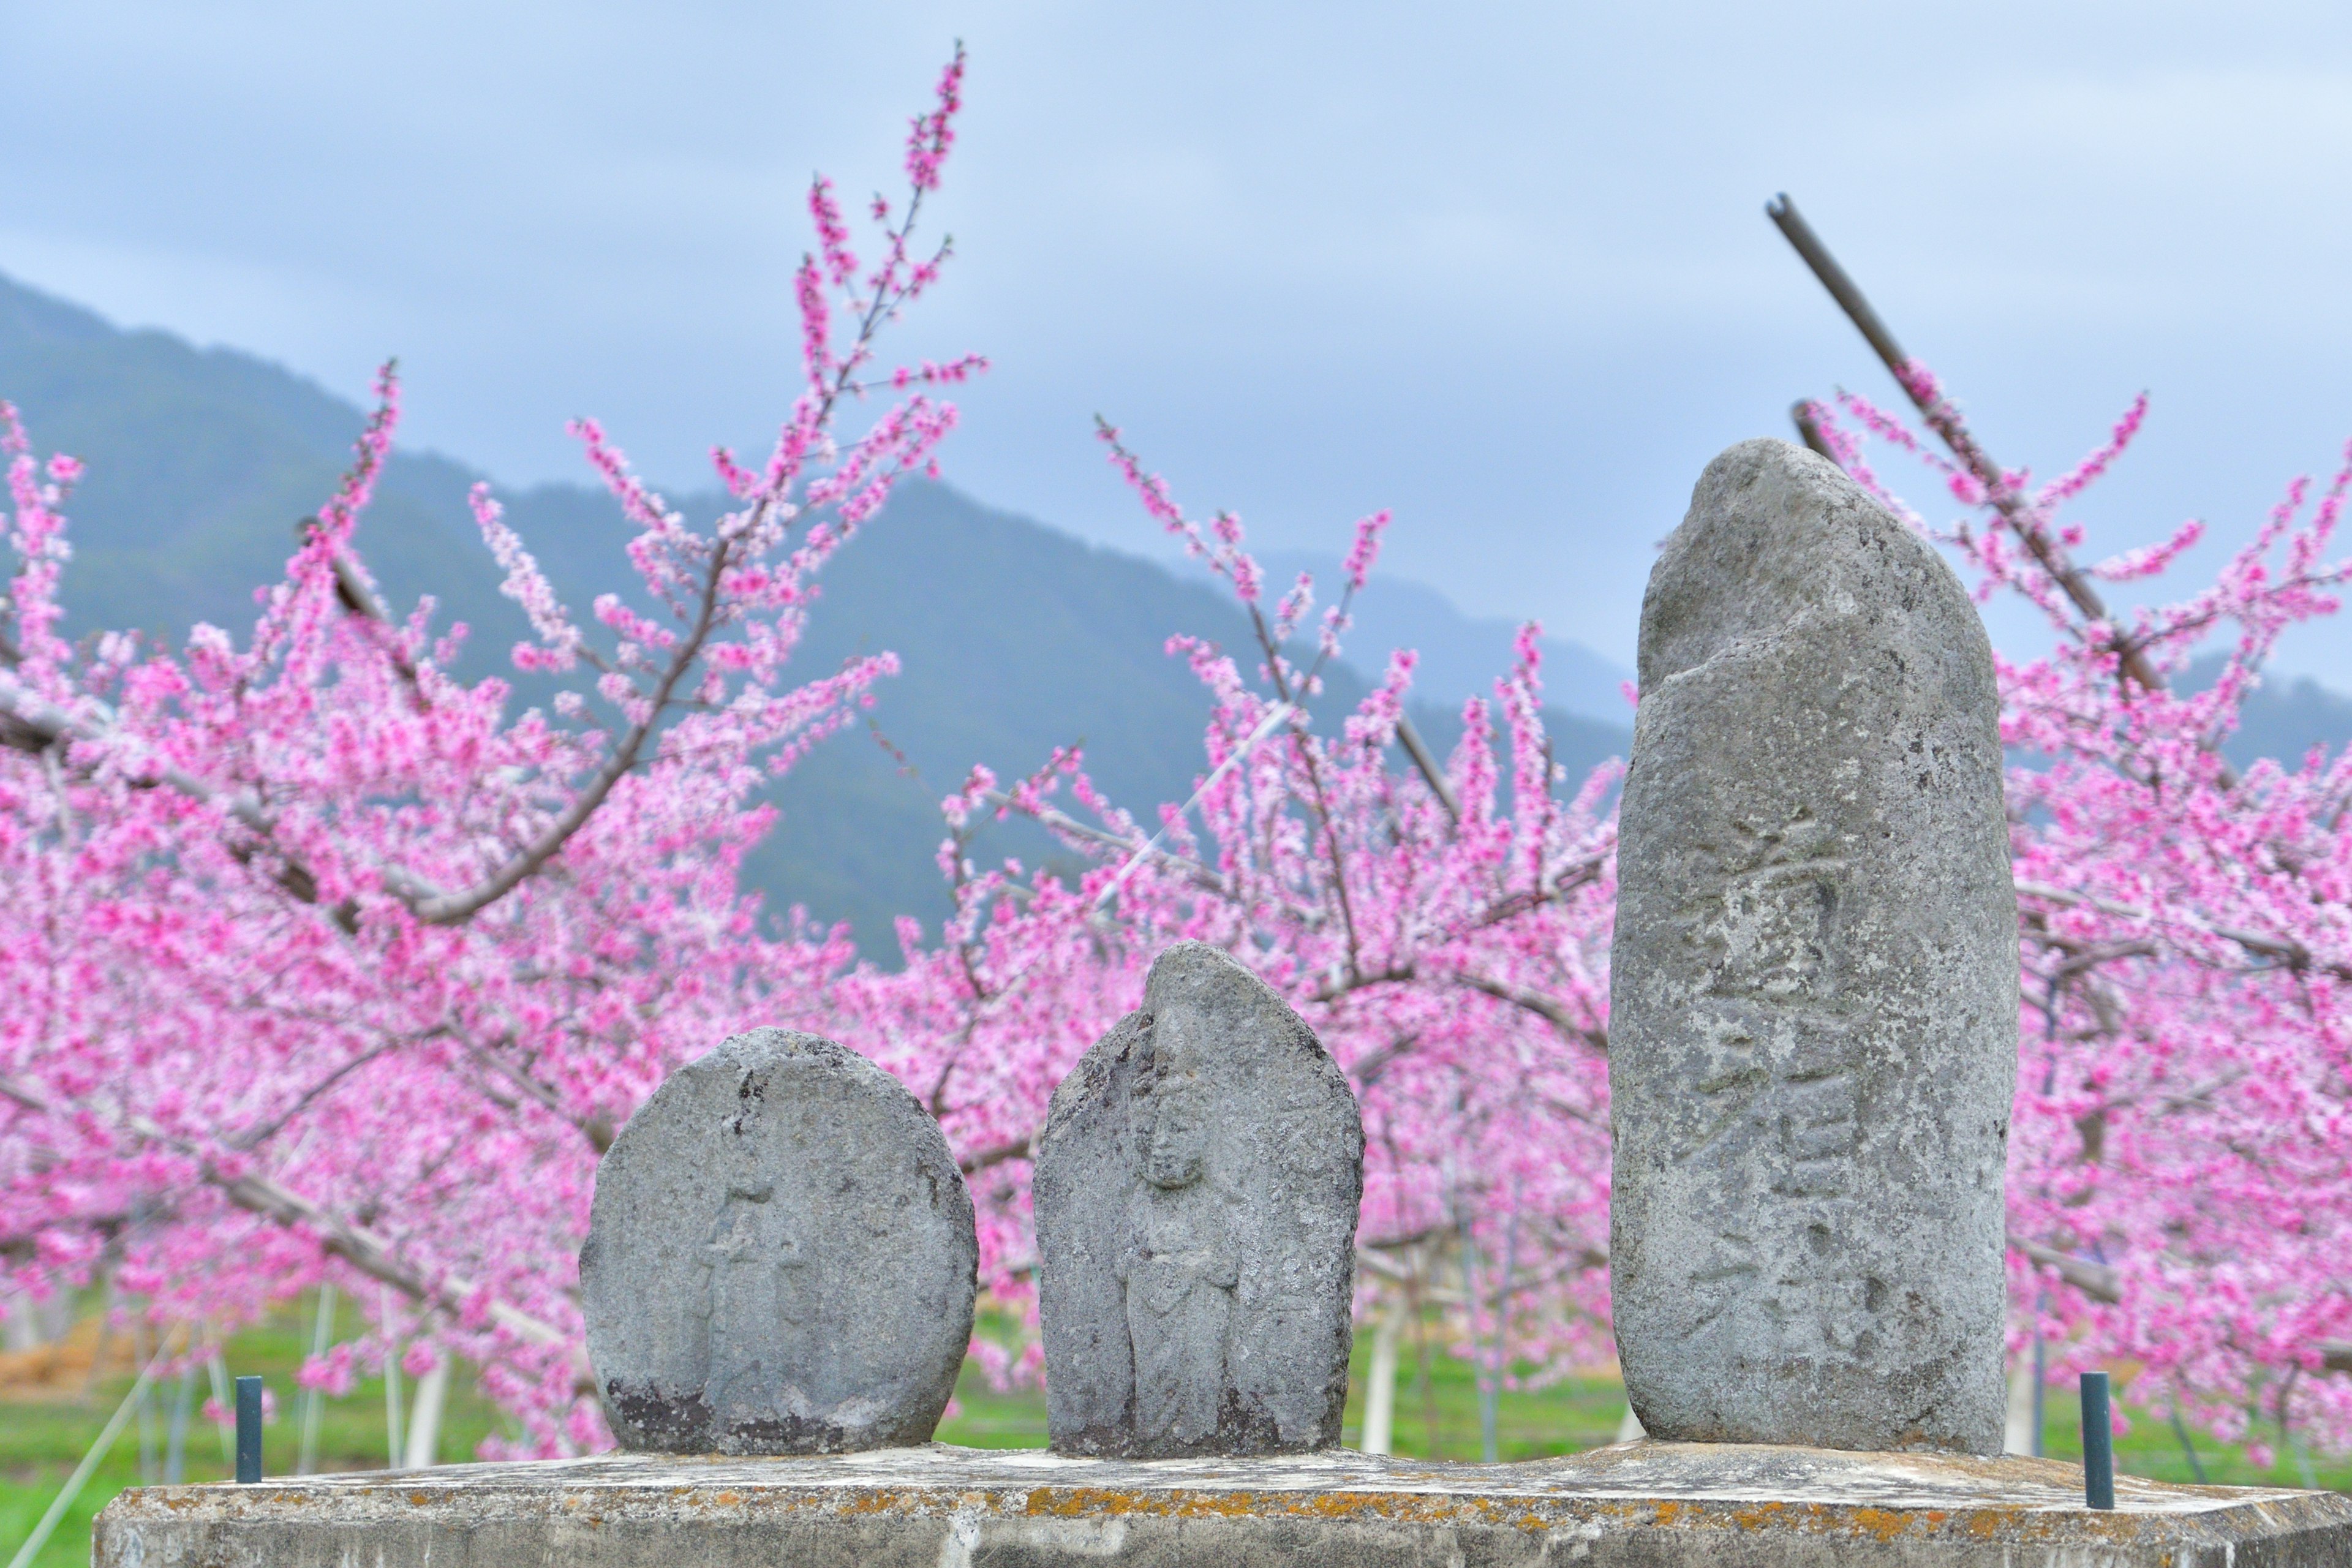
[578,1027,977,1455]
[1118,1058,1242,1446]
[1033,940,1364,1457]
[1610,436,2018,1455]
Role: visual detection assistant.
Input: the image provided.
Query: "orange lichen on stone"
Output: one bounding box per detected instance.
[1023,1486,1135,1518]
[1849,1506,1912,1543]
[1962,1506,2005,1537]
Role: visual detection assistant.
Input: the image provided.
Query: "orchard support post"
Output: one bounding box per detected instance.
[2082,1371,2114,1510]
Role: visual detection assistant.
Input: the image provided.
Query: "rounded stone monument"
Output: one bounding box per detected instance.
[580,1027,977,1455]
[1033,940,1365,1458]
[1610,438,2018,1456]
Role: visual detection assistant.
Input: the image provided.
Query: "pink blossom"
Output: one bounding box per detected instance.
[0,54,982,1458]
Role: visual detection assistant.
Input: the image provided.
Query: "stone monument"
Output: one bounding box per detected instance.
[1033,940,1364,1457]
[1610,437,2018,1455]
[579,1027,977,1454]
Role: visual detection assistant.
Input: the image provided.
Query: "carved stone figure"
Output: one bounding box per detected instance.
[697,1167,818,1432]
[580,1028,976,1454]
[1119,1060,1240,1446]
[1035,941,1363,1457]
[1610,438,2017,1456]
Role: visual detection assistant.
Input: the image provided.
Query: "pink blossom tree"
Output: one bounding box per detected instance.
[823,426,1622,1437]
[837,382,2352,1464]
[4,68,2350,1474]
[0,49,976,1456]
[1806,373,2352,1467]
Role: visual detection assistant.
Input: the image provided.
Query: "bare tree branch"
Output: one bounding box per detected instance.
[1393,714,1460,823]
[958,1137,1034,1175]
[1768,194,2169,697]
[2016,880,2351,982]
[2008,1232,2351,1375]
[0,1069,589,1387]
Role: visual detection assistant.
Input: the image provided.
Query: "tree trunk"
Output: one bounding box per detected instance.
[164,1363,195,1483]
[2003,1359,2038,1455]
[2,1292,43,1352]
[402,1357,448,1469]
[1362,1311,1402,1454]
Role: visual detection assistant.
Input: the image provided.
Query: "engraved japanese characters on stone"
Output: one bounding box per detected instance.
[580,1028,978,1455]
[1673,812,1863,1202]
[1035,941,1363,1457]
[1611,439,2017,1457]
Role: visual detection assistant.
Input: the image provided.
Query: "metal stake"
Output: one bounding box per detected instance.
[2081,1371,2114,1509]
[235,1375,264,1483]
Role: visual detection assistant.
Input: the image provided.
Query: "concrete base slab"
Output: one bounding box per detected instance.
[96,1438,2352,1566]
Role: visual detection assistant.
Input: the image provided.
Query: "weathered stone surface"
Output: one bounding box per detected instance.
[96,1442,2352,1567]
[1611,439,2018,1456]
[1034,940,1363,1457]
[580,1028,975,1454]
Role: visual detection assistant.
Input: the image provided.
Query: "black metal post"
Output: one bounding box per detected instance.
[235,1374,263,1483]
[2081,1371,2114,1509]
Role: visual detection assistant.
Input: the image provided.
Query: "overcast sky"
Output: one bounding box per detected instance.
[10,2,2352,677]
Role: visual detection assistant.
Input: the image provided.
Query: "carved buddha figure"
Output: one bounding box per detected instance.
[1115,1064,1238,1446]
[695,1110,815,1425]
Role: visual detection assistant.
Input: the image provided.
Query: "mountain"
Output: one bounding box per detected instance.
[2187,656,2352,772]
[0,273,1630,954]
[1256,548,1634,724]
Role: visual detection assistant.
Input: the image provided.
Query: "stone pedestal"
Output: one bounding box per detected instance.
[96,1439,2352,1566]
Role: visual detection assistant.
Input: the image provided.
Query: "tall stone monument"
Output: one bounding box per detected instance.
[1033,941,1364,1457]
[579,1027,977,1454]
[1611,438,2017,1455]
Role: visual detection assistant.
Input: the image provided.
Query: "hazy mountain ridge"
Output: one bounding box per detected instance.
[24,270,2340,955]
[0,272,1632,952]
[1255,548,1634,724]
[2190,657,2352,774]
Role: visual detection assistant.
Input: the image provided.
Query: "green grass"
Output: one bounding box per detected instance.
[0,1299,502,1568]
[932,1310,1631,1458]
[2034,1390,2352,1492]
[6,1302,2346,1568]
[896,1319,2352,1487]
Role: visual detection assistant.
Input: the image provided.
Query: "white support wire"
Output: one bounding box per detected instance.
[1093,701,1294,910]
[205,1342,233,1464]
[382,1282,405,1468]
[4,1324,186,1568]
[296,1284,335,1475]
